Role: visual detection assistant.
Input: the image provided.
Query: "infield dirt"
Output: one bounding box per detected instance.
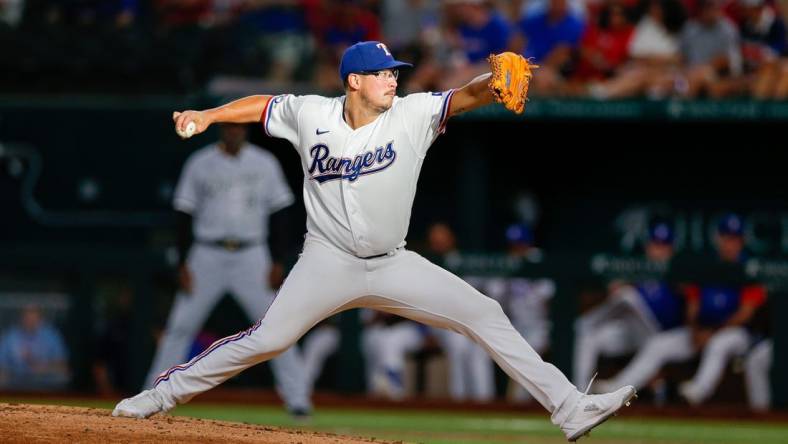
[0,403,398,443]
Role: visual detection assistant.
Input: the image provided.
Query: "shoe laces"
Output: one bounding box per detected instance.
[584,372,598,396]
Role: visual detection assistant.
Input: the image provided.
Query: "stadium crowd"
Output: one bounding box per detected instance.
[2,0,787,98]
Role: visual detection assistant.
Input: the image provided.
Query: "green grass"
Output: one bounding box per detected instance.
[4,397,788,444]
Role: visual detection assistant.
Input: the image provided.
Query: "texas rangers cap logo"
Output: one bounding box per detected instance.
[339,41,413,81]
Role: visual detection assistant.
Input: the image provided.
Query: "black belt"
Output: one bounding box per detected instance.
[359,247,403,260]
[360,252,388,260]
[197,239,261,252]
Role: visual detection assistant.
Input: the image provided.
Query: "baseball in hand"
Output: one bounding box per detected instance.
[177,121,196,139]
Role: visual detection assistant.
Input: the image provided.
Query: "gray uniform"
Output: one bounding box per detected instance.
[150,91,584,427]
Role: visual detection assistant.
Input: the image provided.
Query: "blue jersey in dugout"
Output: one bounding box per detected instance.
[696,286,741,327]
[635,281,684,330]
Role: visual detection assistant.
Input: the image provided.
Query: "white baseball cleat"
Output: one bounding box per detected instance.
[112,389,169,419]
[678,381,703,407]
[560,385,637,442]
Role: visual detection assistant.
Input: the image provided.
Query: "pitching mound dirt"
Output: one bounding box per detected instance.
[0,403,397,443]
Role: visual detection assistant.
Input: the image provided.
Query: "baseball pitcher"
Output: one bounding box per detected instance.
[113,41,634,441]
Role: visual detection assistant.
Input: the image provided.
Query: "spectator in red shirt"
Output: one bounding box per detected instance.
[572,1,635,86]
[585,0,687,98]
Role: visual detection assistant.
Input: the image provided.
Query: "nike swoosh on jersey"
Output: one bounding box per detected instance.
[316,128,330,135]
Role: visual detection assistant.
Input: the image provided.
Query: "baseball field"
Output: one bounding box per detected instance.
[2,397,787,444]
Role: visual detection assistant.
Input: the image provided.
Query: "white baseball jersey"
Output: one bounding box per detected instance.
[262,91,455,257]
[173,143,295,242]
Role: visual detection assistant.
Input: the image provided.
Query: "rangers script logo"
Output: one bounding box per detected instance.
[308,141,396,183]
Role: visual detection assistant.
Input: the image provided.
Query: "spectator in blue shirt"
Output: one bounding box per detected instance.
[406,0,513,92]
[453,0,512,64]
[0,304,70,391]
[514,0,586,94]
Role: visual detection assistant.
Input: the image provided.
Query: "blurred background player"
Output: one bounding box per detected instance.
[300,316,341,393]
[574,219,684,389]
[744,337,772,411]
[361,310,428,400]
[676,213,767,405]
[144,122,312,418]
[595,214,767,407]
[426,222,495,402]
[491,223,553,403]
[503,222,543,262]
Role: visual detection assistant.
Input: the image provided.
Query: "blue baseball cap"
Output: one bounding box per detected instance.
[506,223,534,245]
[649,221,674,245]
[718,213,744,236]
[339,41,413,82]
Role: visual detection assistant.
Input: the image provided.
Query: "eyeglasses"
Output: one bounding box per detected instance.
[358,69,399,81]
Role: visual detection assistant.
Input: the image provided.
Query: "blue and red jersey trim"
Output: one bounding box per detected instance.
[438,89,456,134]
[260,95,283,137]
[153,319,264,387]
